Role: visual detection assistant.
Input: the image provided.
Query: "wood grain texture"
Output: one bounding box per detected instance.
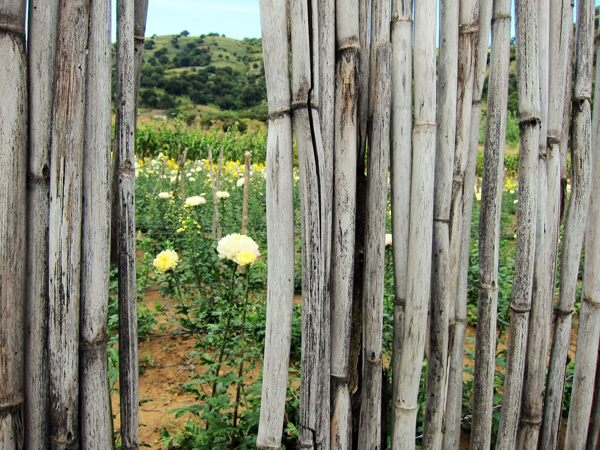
[80,0,113,447]
[24,0,59,447]
[0,0,27,447]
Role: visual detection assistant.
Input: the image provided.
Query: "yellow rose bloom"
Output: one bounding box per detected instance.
[153,250,179,273]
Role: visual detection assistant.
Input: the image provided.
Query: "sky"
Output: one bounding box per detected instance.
[110,0,262,42]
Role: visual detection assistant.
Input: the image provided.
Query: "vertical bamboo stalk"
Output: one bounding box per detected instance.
[24,0,59,447]
[541,0,594,446]
[0,0,27,447]
[422,0,459,446]
[474,2,512,449]
[444,1,493,447]
[208,149,222,240]
[115,0,139,447]
[393,0,437,445]
[80,0,112,446]
[47,1,90,447]
[389,0,413,444]
[560,3,574,220]
[133,0,149,117]
[588,347,600,449]
[562,5,598,448]
[330,1,359,448]
[255,1,295,447]
[241,152,250,235]
[290,0,330,447]
[517,0,571,446]
[357,43,392,450]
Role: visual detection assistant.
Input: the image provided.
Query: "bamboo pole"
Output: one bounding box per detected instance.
[444,1,493,447]
[330,1,359,447]
[80,0,113,446]
[389,0,413,444]
[133,0,149,117]
[289,0,330,447]
[348,0,372,435]
[422,0,459,446]
[517,0,571,446]
[357,42,392,450]
[473,2,512,449]
[255,1,295,446]
[560,4,574,221]
[562,6,599,449]
[588,347,600,449]
[241,152,250,235]
[47,1,90,446]
[393,0,437,445]
[0,0,27,446]
[115,0,139,447]
[24,0,59,447]
[541,0,594,446]
[208,149,222,240]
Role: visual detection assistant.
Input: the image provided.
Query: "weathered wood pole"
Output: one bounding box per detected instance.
[24,0,59,447]
[47,1,90,447]
[115,0,139,447]
[517,0,571,446]
[393,0,437,445]
[541,0,594,445]
[0,0,27,447]
[133,0,150,116]
[357,42,392,450]
[80,0,113,447]
[241,152,250,235]
[562,2,598,448]
[289,0,330,447]
[588,345,600,449]
[330,0,359,447]
[475,1,512,449]
[389,0,413,444]
[422,0,458,446]
[255,0,295,446]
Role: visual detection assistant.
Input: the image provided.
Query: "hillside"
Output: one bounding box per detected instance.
[124,32,268,127]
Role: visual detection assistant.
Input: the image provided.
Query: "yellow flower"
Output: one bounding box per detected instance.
[185,196,206,206]
[176,228,185,233]
[153,250,179,273]
[217,233,260,266]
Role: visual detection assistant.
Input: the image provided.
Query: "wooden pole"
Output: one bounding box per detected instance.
[389,0,413,444]
[393,0,437,444]
[423,0,459,446]
[47,1,90,446]
[517,0,571,446]
[24,0,59,447]
[330,1,359,447]
[541,0,594,445]
[0,0,27,446]
[133,0,149,117]
[357,42,392,450]
[115,0,139,447]
[80,0,113,446]
[241,152,250,235]
[208,149,222,240]
[255,1,295,447]
[562,2,598,447]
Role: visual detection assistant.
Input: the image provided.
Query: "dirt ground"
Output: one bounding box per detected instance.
[111,286,578,449]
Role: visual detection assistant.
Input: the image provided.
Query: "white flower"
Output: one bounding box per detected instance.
[216,191,230,199]
[385,234,393,247]
[189,177,196,182]
[186,173,192,177]
[237,177,245,187]
[514,199,518,204]
[158,192,172,199]
[170,176,177,183]
[185,196,206,206]
[217,233,261,266]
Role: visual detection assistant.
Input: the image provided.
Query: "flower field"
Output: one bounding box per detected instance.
[107,127,577,449]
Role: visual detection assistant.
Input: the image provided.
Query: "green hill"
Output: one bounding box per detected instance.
[124,32,267,126]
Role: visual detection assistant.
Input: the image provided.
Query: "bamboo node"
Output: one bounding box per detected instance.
[338,43,361,53]
[0,398,23,414]
[582,295,600,306]
[80,333,109,350]
[555,307,574,316]
[519,417,542,426]
[459,23,479,34]
[456,318,469,324]
[413,122,437,132]
[394,296,406,307]
[492,14,512,23]
[134,35,145,44]
[547,135,561,147]
[510,303,531,313]
[269,108,292,120]
[395,401,418,413]
[0,22,26,39]
[518,116,542,128]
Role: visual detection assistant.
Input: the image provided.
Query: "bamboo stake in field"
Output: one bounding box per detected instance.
[255,0,296,447]
[422,0,458,445]
[393,0,437,445]
[241,152,250,235]
[208,148,223,240]
[330,1,359,447]
[80,0,113,446]
[389,0,413,444]
[562,2,598,447]
[46,1,91,446]
[588,346,600,449]
[0,0,27,446]
[133,0,149,117]
[517,0,570,446]
[358,42,392,450]
[115,0,139,447]
[541,0,594,446]
[24,0,59,446]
